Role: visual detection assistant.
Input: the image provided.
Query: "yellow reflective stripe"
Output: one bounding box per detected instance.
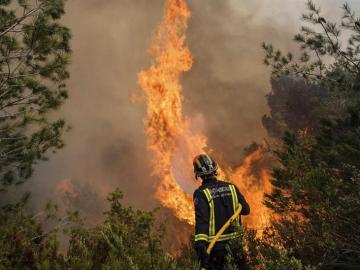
[204,189,215,236]
[203,189,211,201]
[229,185,236,212]
[229,185,240,226]
[206,155,212,164]
[208,232,240,242]
[203,189,215,236]
[217,233,238,241]
[232,186,239,207]
[196,159,202,169]
[234,186,240,226]
[195,234,209,242]
[195,232,239,243]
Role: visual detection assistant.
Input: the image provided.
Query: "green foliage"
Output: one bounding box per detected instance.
[264,117,360,268]
[262,1,360,142]
[66,188,183,270]
[263,1,359,81]
[262,1,360,269]
[0,0,71,190]
[262,77,327,138]
[263,1,360,118]
[0,189,201,270]
[224,228,314,270]
[3,1,360,269]
[175,241,200,269]
[259,248,313,270]
[0,195,71,269]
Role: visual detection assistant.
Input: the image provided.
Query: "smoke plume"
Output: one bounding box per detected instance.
[16,0,360,237]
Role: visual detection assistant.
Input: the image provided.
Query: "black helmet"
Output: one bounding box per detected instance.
[193,154,218,179]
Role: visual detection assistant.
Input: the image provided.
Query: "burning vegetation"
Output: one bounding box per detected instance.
[56,179,78,199]
[1,0,359,269]
[138,0,207,225]
[138,0,273,233]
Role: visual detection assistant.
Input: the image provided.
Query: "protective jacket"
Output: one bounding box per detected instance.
[193,177,250,267]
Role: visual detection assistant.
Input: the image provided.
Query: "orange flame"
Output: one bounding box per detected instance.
[138,0,206,225]
[138,0,273,232]
[56,179,78,199]
[228,146,273,234]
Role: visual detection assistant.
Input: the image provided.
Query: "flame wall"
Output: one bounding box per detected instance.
[137,0,274,232]
[13,0,359,240]
[16,0,299,218]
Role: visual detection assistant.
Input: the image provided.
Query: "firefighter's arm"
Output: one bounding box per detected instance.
[193,189,210,267]
[234,186,250,215]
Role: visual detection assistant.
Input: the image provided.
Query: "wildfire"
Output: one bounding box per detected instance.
[138,0,273,232]
[56,179,78,199]
[138,0,206,225]
[228,146,273,233]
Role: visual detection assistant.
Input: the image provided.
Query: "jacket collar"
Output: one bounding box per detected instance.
[201,176,217,186]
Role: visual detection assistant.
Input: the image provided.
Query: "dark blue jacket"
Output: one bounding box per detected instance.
[193,177,250,263]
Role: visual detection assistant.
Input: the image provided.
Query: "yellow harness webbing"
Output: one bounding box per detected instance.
[206,204,242,255]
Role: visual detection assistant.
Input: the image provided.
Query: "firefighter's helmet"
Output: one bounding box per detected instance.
[193,154,218,179]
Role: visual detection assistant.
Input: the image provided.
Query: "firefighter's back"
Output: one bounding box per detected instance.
[192,155,249,269]
[199,179,242,239]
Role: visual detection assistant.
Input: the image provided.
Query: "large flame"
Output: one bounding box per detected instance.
[228,146,273,233]
[138,0,206,225]
[138,0,272,232]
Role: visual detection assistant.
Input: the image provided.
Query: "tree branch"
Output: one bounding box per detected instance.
[0,7,41,38]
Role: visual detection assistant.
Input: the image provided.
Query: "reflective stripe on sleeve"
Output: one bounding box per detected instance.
[213,231,240,242]
[195,232,240,243]
[195,234,209,242]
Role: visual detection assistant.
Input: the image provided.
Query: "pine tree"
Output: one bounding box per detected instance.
[0,0,71,190]
[262,1,360,269]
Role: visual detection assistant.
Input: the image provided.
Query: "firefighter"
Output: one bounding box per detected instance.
[193,154,250,270]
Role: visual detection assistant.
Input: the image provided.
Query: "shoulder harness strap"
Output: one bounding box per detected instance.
[203,188,216,237]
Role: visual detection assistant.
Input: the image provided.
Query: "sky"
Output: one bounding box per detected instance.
[22,0,360,217]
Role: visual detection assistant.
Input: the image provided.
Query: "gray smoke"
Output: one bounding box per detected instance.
[18,0,360,221]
